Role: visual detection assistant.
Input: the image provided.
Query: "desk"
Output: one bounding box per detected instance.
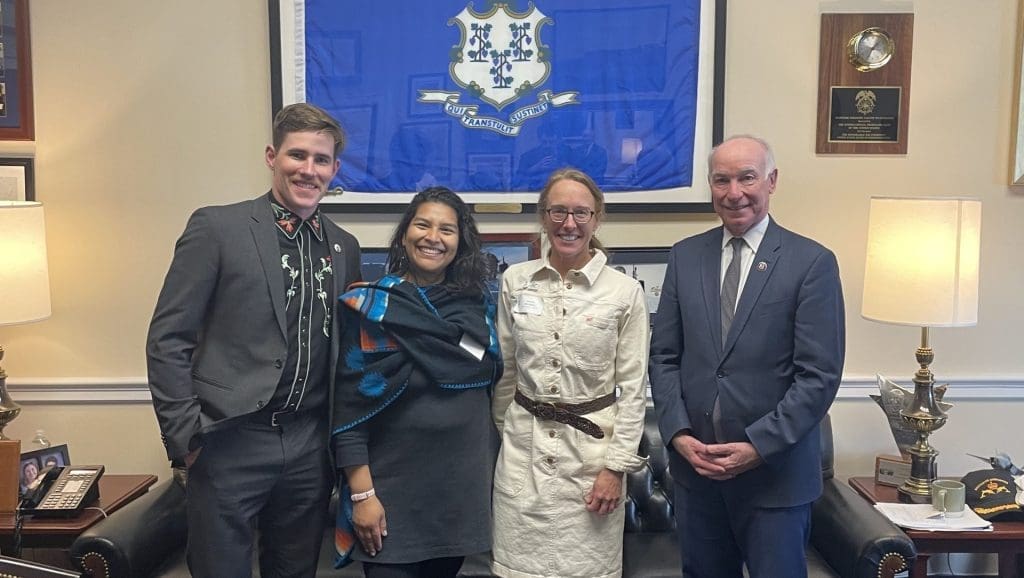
[850,476,1024,578]
[0,474,158,550]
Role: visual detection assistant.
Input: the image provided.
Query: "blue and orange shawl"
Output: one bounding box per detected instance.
[331,275,502,566]
[331,275,501,433]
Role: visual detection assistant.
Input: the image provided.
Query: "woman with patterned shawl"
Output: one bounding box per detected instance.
[333,187,502,578]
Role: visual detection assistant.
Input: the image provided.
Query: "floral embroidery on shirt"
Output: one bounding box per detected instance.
[282,255,300,308]
[274,209,301,237]
[315,256,333,337]
[271,201,325,242]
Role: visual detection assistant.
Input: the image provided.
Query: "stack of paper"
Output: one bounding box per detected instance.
[874,503,993,531]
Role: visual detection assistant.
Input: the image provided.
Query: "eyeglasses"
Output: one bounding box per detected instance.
[545,207,596,224]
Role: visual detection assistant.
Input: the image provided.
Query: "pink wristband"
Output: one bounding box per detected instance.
[351,488,376,502]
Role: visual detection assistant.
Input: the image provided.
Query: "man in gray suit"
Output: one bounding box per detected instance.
[147,103,361,577]
[650,135,845,577]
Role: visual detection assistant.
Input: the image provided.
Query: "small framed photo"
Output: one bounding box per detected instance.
[874,454,911,487]
[0,157,34,201]
[481,233,540,302]
[359,248,389,282]
[606,247,671,324]
[19,443,70,494]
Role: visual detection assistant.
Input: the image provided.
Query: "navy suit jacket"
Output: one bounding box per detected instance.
[146,194,362,460]
[649,217,845,508]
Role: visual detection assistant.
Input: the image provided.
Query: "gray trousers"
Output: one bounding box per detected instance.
[186,413,330,578]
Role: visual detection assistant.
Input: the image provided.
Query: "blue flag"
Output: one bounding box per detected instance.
[297,0,704,196]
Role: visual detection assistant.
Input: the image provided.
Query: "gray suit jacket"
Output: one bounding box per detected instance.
[649,217,845,507]
[146,194,361,460]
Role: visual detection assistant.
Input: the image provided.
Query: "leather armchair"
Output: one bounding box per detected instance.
[70,478,188,578]
[70,409,915,577]
[623,407,915,577]
[69,480,358,578]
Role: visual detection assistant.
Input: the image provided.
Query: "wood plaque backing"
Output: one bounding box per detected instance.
[816,13,914,154]
[0,439,21,512]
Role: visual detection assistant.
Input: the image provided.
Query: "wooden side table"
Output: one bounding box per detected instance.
[0,474,158,565]
[850,476,1024,578]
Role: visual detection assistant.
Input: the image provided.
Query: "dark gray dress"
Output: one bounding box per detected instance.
[335,367,496,564]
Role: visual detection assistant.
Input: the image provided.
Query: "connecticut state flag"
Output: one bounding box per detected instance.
[289,0,706,197]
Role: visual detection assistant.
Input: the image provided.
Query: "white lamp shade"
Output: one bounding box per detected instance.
[0,201,52,326]
[862,196,981,327]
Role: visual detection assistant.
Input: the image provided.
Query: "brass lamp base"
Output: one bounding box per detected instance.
[897,420,943,503]
[0,345,23,440]
[895,328,948,502]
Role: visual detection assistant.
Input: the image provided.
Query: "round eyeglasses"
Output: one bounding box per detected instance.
[545,208,595,224]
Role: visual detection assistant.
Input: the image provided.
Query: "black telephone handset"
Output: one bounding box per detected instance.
[19,464,104,516]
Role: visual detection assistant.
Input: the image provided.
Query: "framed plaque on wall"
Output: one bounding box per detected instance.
[0,0,33,141]
[1012,0,1024,184]
[816,13,913,155]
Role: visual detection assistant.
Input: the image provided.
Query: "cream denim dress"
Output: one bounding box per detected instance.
[491,251,649,578]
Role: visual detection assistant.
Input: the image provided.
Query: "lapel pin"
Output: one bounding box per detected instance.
[333,243,342,252]
[757,261,768,271]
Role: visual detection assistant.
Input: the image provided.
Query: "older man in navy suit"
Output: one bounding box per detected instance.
[147,103,361,577]
[650,135,845,578]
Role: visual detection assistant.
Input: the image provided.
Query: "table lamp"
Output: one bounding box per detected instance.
[0,201,52,440]
[861,196,981,502]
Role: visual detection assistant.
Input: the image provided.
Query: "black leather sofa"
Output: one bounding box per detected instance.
[69,408,914,577]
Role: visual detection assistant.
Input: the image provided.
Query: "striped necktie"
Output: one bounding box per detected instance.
[720,237,744,348]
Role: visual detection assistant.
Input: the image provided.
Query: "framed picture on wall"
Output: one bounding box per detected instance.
[606,247,671,325]
[481,233,539,302]
[0,156,33,200]
[359,248,389,282]
[0,0,33,141]
[1012,0,1024,184]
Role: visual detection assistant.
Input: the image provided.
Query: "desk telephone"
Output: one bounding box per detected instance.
[20,464,104,516]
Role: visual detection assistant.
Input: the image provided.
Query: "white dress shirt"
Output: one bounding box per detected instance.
[720,213,770,311]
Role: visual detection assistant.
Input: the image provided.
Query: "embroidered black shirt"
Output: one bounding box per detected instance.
[268,196,333,416]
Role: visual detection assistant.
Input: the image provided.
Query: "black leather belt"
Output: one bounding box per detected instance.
[249,409,311,427]
[514,389,615,439]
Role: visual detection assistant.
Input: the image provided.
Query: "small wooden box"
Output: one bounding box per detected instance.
[874,454,911,487]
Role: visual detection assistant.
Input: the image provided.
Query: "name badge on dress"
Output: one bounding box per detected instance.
[513,294,544,315]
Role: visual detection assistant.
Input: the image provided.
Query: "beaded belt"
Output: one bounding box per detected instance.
[514,389,616,439]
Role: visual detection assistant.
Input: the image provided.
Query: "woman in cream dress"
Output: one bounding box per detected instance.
[491,169,649,578]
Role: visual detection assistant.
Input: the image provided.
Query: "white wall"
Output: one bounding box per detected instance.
[1,5,1022,560]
